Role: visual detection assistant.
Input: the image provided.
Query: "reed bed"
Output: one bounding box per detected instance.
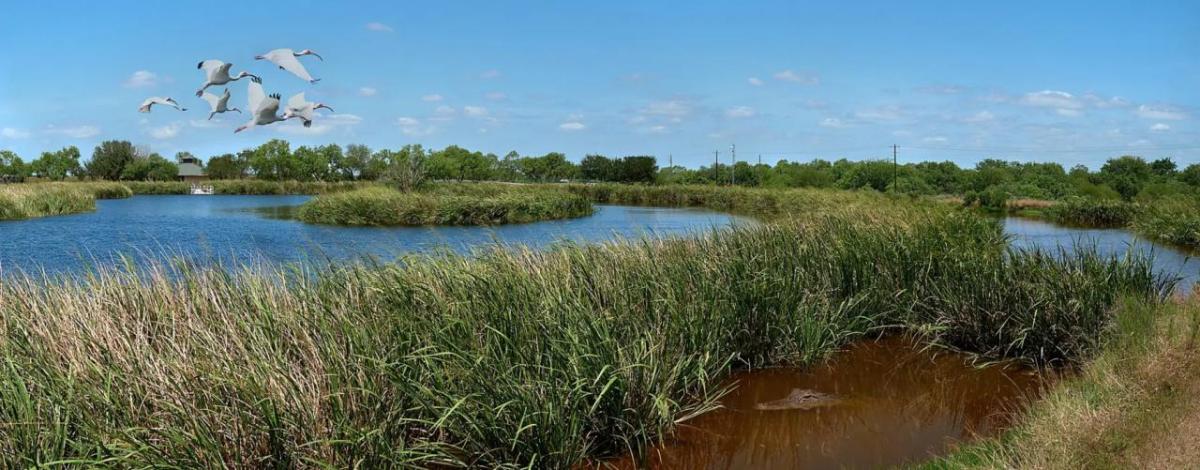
[1131,199,1200,250]
[0,202,1167,468]
[1044,198,1138,228]
[0,183,96,220]
[297,185,594,226]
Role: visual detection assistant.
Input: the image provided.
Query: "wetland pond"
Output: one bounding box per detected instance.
[0,195,750,275]
[1,195,1195,468]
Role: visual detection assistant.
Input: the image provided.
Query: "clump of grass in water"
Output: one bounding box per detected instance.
[0,183,97,220]
[1044,197,1139,228]
[0,202,1169,467]
[297,185,594,226]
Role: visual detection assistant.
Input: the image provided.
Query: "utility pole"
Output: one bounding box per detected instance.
[669,154,673,168]
[758,154,762,166]
[892,144,899,191]
[730,144,737,186]
[713,150,719,183]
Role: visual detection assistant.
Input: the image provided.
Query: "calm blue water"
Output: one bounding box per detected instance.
[0,195,750,275]
[1004,217,1199,293]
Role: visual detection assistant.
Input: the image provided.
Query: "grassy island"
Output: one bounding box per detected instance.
[296,184,595,226]
[0,182,129,221]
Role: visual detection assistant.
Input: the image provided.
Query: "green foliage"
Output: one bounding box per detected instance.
[579,155,658,183]
[298,184,594,226]
[1046,198,1139,228]
[205,153,247,180]
[1100,156,1152,200]
[1130,199,1200,249]
[86,140,136,180]
[120,153,178,181]
[0,183,96,220]
[1180,163,1200,187]
[837,160,894,191]
[0,150,27,181]
[30,147,83,181]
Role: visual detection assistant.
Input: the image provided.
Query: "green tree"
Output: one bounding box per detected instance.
[121,153,178,181]
[1150,157,1177,177]
[0,150,27,181]
[31,146,83,180]
[206,153,247,179]
[1100,156,1152,200]
[343,144,372,180]
[247,139,292,180]
[1181,164,1200,187]
[86,140,136,180]
[580,155,615,181]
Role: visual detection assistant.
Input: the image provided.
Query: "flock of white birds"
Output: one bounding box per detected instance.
[137,48,334,134]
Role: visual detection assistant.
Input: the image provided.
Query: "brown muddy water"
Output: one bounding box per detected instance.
[608,337,1046,469]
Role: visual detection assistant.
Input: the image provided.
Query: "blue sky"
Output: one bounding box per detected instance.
[1,0,1197,169]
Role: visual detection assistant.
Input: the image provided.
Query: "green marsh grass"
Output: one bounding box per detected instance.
[0,200,1167,467]
[297,184,594,226]
[0,183,96,220]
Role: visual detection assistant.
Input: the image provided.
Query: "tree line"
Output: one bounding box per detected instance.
[1,140,1196,203]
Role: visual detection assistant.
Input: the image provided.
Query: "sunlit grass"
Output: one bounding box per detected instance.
[297,184,594,226]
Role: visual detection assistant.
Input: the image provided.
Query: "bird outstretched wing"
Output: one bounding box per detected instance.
[201,92,220,110]
[271,53,315,82]
[287,92,307,112]
[258,95,281,122]
[247,77,266,113]
[198,60,226,72]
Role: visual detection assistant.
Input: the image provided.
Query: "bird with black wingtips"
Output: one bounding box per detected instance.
[195,59,258,97]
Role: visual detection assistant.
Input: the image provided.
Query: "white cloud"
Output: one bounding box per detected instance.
[1083,93,1130,108]
[1136,104,1187,120]
[772,70,819,85]
[276,113,363,136]
[422,94,443,102]
[149,123,181,139]
[922,136,949,144]
[963,111,995,123]
[124,70,158,88]
[189,119,224,128]
[854,105,904,122]
[747,77,764,86]
[44,125,100,139]
[365,22,393,32]
[485,92,507,101]
[916,84,966,94]
[431,105,456,121]
[359,87,377,97]
[479,69,501,79]
[559,122,586,131]
[1019,90,1085,116]
[396,116,435,136]
[819,117,849,128]
[640,100,692,119]
[1150,123,1171,133]
[725,106,756,118]
[1,127,30,139]
[463,106,488,117]
[643,125,668,134]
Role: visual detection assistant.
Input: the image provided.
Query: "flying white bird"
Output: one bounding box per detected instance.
[138,97,187,113]
[199,88,242,120]
[234,77,285,133]
[283,92,334,128]
[195,60,258,97]
[254,48,323,83]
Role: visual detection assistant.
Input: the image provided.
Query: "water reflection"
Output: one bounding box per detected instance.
[613,337,1043,469]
